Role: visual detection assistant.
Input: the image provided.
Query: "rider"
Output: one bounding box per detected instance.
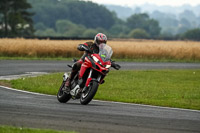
[65,33,120,88]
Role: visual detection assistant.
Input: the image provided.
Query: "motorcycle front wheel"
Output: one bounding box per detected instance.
[57,81,71,103]
[80,81,98,105]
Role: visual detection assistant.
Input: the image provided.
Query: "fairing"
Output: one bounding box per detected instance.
[79,43,113,87]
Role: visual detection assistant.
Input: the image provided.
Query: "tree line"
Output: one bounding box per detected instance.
[0,0,200,41]
[0,0,34,36]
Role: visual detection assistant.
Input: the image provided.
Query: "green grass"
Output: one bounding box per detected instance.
[97,70,200,110]
[1,56,200,63]
[0,56,73,61]
[2,70,200,110]
[7,73,63,95]
[0,125,76,133]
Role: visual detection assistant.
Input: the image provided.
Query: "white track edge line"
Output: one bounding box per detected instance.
[1,85,200,113]
[0,85,54,97]
[93,100,200,113]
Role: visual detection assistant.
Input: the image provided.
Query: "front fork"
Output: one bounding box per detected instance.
[66,69,102,97]
[85,69,102,87]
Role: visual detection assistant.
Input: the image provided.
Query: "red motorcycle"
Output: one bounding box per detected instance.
[57,43,119,105]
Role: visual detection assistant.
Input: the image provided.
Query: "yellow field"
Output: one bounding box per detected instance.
[0,38,200,60]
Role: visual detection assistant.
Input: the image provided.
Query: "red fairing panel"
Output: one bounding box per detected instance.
[84,43,88,46]
[79,57,92,79]
[85,78,92,87]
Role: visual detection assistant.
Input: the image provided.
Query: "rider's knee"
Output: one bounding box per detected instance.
[72,62,81,71]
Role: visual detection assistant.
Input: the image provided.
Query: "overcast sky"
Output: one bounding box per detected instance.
[83,0,200,6]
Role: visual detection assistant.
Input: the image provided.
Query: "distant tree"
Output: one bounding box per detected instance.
[118,33,128,38]
[126,13,161,38]
[127,13,149,30]
[43,28,57,37]
[159,32,174,40]
[182,28,200,41]
[67,1,115,29]
[0,0,34,37]
[146,19,161,38]
[34,30,44,36]
[161,18,179,29]
[197,16,200,27]
[128,28,149,39]
[82,29,98,37]
[28,0,115,30]
[180,18,191,28]
[0,0,11,36]
[64,25,86,37]
[150,11,179,35]
[151,11,178,28]
[109,24,129,37]
[162,27,177,35]
[177,26,189,34]
[179,10,197,28]
[34,22,47,31]
[176,18,191,34]
[34,28,58,37]
[95,27,107,34]
[105,5,134,20]
[56,19,86,37]
[56,20,77,34]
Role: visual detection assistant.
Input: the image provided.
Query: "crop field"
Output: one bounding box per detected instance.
[0,38,200,61]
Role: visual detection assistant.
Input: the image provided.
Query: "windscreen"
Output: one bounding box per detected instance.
[99,43,113,62]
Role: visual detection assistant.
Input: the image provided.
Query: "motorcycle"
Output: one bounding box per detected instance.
[57,43,119,105]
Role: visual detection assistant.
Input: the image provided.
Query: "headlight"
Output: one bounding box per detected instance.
[92,56,99,62]
[105,65,111,68]
[92,56,103,66]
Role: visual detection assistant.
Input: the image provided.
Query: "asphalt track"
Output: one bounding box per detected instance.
[0,86,200,133]
[1,60,200,76]
[0,60,200,133]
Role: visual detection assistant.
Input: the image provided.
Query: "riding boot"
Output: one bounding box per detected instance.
[65,70,77,88]
[65,61,82,89]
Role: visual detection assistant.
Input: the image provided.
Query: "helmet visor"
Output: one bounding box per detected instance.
[96,40,107,45]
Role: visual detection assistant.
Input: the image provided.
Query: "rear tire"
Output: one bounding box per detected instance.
[80,81,98,105]
[57,81,71,103]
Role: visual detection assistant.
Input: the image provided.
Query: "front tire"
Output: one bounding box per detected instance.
[80,81,98,105]
[57,81,71,103]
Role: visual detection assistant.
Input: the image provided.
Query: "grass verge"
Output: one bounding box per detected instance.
[0,125,76,133]
[0,56,73,61]
[1,56,200,63]
[1,70,200,110]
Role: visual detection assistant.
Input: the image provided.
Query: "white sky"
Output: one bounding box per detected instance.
[83,0,200,6]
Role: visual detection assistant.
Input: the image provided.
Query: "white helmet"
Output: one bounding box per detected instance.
[94,33,107,47]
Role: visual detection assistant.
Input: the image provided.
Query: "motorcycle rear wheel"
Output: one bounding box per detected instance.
[57,81,71,103]
[80,81,98,105]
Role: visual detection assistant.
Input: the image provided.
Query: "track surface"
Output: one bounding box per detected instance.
[1,60,200,76]
[0,60,200,133]
[0,86,200,133]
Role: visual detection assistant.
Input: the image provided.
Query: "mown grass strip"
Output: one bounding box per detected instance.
[1,56,200,63]
[97,70,200,110]
[0,125,76,133]
[0,56,73,61]
[2,70,200,110]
